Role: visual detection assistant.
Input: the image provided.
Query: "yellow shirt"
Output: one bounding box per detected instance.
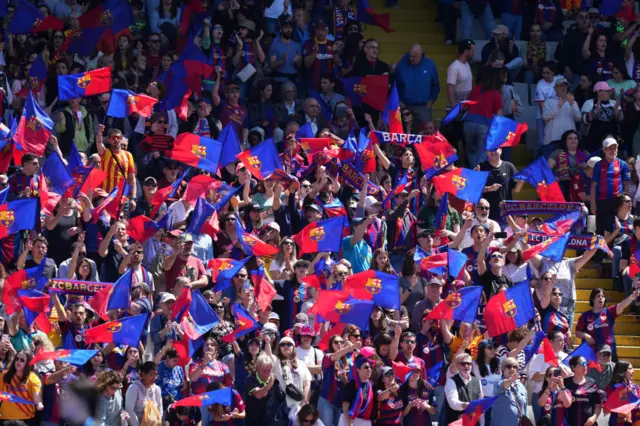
[0,372,42,419]
[449,335,484,360]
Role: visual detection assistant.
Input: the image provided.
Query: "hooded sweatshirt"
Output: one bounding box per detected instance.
[124,379,163,426]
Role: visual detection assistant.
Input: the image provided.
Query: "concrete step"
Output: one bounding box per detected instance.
[575,300,634,314]
[576,289,624,303]
[577,268,601,278]
[575,278,613,290]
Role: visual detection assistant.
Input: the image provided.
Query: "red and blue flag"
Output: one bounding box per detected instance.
[236,139,282,180]
[58,67,112,101]
[23,54,48,95]
[18,289,51,333]
[252,266,277,312]
[30,349,98,367]
[151,167,190,216]
[0,391,38,405]
[604,384,640,414]
[563,341,601,372]
[441,101,478,126]
[62,27,108,57]
[14,92,54,158]
[344,270,400,310]
[218,124,242,167]
[354,129,376,173]
[170,133,222,174]
[426,286,482,324]
[106,269,132,310]
[107,89,158,119]
[600,0,625,16]
[432,168,488,205]
[449,396,499,426]
[293,216,347,255]
[178,290,220,340]
[484,282,536,337]
[235,217,279,257]
[173,388,233,408]
[187,198,218,236]
[310,291,374,330]
[42,152,74,195]
[448,248,468,280]
[127,215,169,243]
[484,116,528,151]
[538,209,582,236]
[341,75,389,111]
[79,0,135,33]
[0,199,38,241]
[523,330,559,366]
[382,83,402,133]
[522,234,570,262]
[513,156,565,202]
[9,0,63,34]
[210,257,253,291]
[3,258,46,315]
[221,304,258,343]
[415,248,447,275]
[415,134,459,179]
[85,313,149,346]
[355,0,393,32]
[90,187,118,223]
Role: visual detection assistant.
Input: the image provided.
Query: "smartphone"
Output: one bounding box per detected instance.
[1,334,9,342]
[494,232,507,239]
[553,369,562,377]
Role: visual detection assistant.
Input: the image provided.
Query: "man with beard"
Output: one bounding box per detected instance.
[269,15,302,87]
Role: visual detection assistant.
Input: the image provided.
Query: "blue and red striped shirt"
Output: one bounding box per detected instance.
[303,38,334,91]
[540,391,570,426]
[592,158,630,200]
[576,305,619,351]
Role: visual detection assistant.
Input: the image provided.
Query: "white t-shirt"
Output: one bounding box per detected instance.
[296,346,324,380]
[472,362,502,397]
[460,218,502,249]
[270,355,312,408]
[534,76,560,119]
[447,59,473,103]
[527,351,568,394]
[504,263,530,283]
[539,258,577,307]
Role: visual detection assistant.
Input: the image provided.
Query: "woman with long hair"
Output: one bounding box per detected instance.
[118,345,142,392]
[399,367,436,426]
[540,287,572,346]
[606,195,635,289]
[547,130,589,199]
[372,332,399,368]
[368,307,389,340]
[150,0,181,35]
[604,361,638,425]
[190,336,233,395]
[370,249,393,274]
[271,237,297,280]
[231,337,261,397]
[294,404,324,426]
[537,366,571,426]
[374,366,403,426]
[95,370,126,426]
[564,356,602,426]
[0,350,43,424]
[124,361,163,426]
[82,348,106,381]
[265,335,311,413]
[318,334,359,426]
[472,339,501,398]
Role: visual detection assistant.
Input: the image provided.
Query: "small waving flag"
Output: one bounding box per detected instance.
[187,198,219,236]
[172,388,233,408]
[604,384,640,415]
[221,304,259,342]
[107,89,158,118]
[310,291,374,330]
[522,235,570,262]
[513,157,565,202]
[382,83,402,133]
[355,0,393,32]
[441,101,478,126]
[23,54,48,95]
[416,250,447,275]
[484,282,536,337]
[0,391,38,405]
[106,269,132,310]
[414,134,458,179]
[178,290,220,340]
[523,330,559,367]
[343,270,400,310]
[252,266,277,312]
[449,396,499,426]
[85,314,149,346]
[293,216,347,255]
[484,116,528,151]
[170,133,222,174]
[218,124,242,167]
[18,289,51,333]
[58,67,112,101]
[14,92,54,159]
[432,168,488,205]
[426,286,482,324]
[354,129,376,174]
[235,217,279,257]
[2,255,45,320]
[341,75,389,111]
[211,257,253,292]
[63,27,108,57]
[448,248,468,280]
[182,174,218,207]
[0,199,38,241]
[151,167,190,217]
[90,187,118,223]
[127,215,168,243]
[236,139,283,180]
[562,341,601,372]
[30,349,98,366]
[42,152,74,196]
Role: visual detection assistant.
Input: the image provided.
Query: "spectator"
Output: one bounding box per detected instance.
[557,10,591,88]
[0,351,43,422]
[394,44,439,123]
[500,0,524,40]
[563,356,602,426]
[447,40,475,108]
[303,20,334,93]
[269,16,303,89]
[459,0,496,40]
[443,353,483,425]
[533,62,560,156]
[540,78,582,159]
[547,130,589,199]
[586,345,615,390]
[125,361,163,426]
[490,357,528,426]
[582,27,616,82]
[531,0,563,41]
[524,24,547,84]
[95,371,126,426]
[480,26,522,81]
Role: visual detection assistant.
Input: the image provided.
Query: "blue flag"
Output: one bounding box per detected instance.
[218,124,242,167]
[106,270,132,310]
[42,152,74,195]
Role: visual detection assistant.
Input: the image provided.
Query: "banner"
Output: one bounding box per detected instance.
[338,162,380,196]
[48,279,113,296]
[524,232,612,257]
[371,130,425,146]
[499,201,584,219]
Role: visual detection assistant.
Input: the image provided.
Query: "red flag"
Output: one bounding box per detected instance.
[182,175,220,206]
[540,337,559,367]
[87,285,112,321]
[175,89,193,122]
[39,171,61,216]
[171,287,192,320]
[252,267,277,312]
[317,323,345,351]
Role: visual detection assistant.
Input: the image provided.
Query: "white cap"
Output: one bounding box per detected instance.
[364,195,382,212]
[587,156,602,168]
[159,293,177,304]
[602,137,618,149]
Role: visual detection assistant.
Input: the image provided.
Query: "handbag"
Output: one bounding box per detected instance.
[281,363,304,402]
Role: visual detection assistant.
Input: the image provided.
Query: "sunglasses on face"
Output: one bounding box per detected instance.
[145,182,157,187]
[157,120,167,124]
[458,361,472,367]
[551,291,562,296]
[477,206,490,211]
[280,343,294,348]
[215,305,224,310]
[15,357,27,363]
[333,340,344,345]
[301,184,311,188]
[600,352,611,357]
[302,418,315,424]
[236,274,248,279]
[504,365,517,370]
[110,135,122,141]
[403,340,416,344]
[360,364,372,370]
[350,334,361,338]
[578,362,588,367]
[490,254,503,259]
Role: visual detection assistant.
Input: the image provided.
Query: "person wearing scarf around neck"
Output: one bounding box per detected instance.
[340,355,374,426]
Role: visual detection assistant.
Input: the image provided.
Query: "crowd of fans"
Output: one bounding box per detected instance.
[0,1,638,426]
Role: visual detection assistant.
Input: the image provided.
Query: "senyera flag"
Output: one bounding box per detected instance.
[484,282,536,337]
[14,91,54,159]
[604,384,640,415]
[341,75,389,111]
[449,396,499,426]
[513,156,565,202]
[484,115,528,152]
[107,89,158,118]
[170,133,222,174]
[426,286,482,325]
[172,388,233,408]
[236,138,282,180]
[235,217,279,257]
[58,67,112,101]
[415,133,459,179]
[343,270,400,310]
[292,216,347,255]
[432,168,489,205]
[30,349,98,366]
[310,291,373,330]
[85,314,149,346]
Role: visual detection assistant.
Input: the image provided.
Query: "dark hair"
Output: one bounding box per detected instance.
[401,254,417,277]
[480,67,504,91]
[4,351,33,385]
[559,130,580,153]
[401,331,416,340]
[297,404,320,425]
[505,249,523,266]
[477,340,500,377]
[457,39,475,54]
[32,235,48,247]
[569,355,586,369]
[611,360,633,385]
[547,330,563,342]
[373,332,392,354]
[157,0,178,18]
[615,194,632,212]
[140,361,158,375]
[588,288,605,307]
[633,218,640,230]
[164,349,179,360]
[83,349,105,377]
[539,365,560,394]
[542,61,556,74]
[507,326,528,343]
[21,153,37,166]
